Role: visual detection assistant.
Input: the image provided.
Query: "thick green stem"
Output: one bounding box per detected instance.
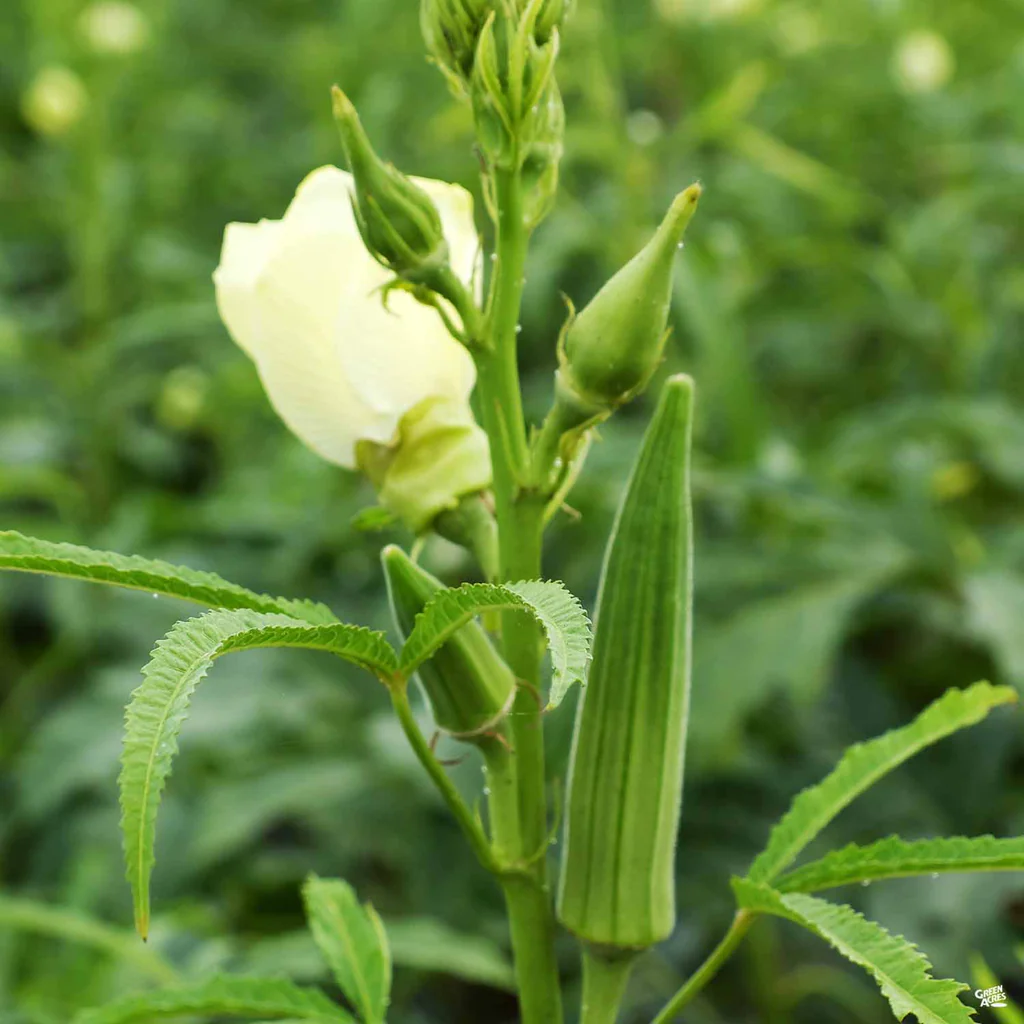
[651,912,755,1024]
[579,948,637,1024]
[475,166,564,1024]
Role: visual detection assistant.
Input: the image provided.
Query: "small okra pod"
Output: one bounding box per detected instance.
[382,545,516,740]
[557,374,695,950]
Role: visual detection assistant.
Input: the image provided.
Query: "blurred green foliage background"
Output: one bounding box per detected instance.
[2,0,1024,1020]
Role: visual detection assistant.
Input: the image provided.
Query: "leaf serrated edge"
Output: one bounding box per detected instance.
[777,834,1024,893]
[748,682,1016,884]
[0,530,336,624]
[120,610,397,937]
[398,580,592,706]
[734,880,977,1024]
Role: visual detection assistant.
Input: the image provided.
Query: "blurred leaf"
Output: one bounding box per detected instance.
[691,567,894,757]
[72,975,353,1024]
[302,876,390,1024]
[242,921,515,992]
[0,893,178,984]
[964,572,1024,689]
[970,953,1024,1024]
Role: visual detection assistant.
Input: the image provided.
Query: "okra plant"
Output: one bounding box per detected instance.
[3,2,1024,1022]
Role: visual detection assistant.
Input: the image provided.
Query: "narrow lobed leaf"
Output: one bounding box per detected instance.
[777,835,1024,894]
[733,880,977,1024]
[303,876,391,1024]
[747,682,1016,884]
[398,579,592,708]
[72,974,353,1024]
[120,610,398,938]
[0,530,336,624]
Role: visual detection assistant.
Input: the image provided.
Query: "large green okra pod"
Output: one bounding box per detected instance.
[558,375,695,950]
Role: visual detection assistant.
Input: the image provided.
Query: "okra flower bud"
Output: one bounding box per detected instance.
[556,184,701,422]
[421,0,491,91]
[558,375,695,949]
[382,546,516,740]
[470,2,562,175]
[332,87,473,320]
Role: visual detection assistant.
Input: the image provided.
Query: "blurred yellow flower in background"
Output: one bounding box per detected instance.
[79,1,151,55]
[893,30,955,94]
[22,66,87,137]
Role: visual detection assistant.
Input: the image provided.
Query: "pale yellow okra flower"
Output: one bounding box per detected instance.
[213,165,490,531]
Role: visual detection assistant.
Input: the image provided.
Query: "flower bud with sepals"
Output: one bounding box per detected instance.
[332,87,476,327]
[470,0,562,175]
[533,184,701,481]
[382,545,517,742]
[420,0,492,95]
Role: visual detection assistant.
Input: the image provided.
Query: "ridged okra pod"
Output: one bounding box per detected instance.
[558,374,695,949]
[382,545,516,740]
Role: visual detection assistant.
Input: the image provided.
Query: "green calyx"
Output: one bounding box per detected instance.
[557,375,695,950]
[382,545,516,740]
[421,0,492,90]
[470,1,563,177]
[357,395,493,535]
[557,183,702,420]
[332,86,449,283]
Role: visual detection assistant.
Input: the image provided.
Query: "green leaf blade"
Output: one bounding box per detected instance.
[398,580,592,707]
[777,835,1024,893]
[734,880,976,1024]
[120,610,397,937]
[303,876,391,1024]
[747,682,1016,884]
[0,530,336,624]
[72,974,353,1024]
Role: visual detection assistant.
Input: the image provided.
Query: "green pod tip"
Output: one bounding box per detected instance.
[382,545,515,740]
[557,184,701,421]
[331,86,448,280]
[557,374,695,950]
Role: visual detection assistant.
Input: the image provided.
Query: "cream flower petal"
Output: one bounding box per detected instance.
[242,224,395,468]
[334,282,477,419]
[412,175,482,292]
[213,220,284,359]
[213,164,485,473]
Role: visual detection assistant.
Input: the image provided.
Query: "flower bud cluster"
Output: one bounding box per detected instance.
[421,0,572,93]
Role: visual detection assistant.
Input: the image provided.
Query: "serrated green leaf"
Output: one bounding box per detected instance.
[303,876,390,1024]
[399,580,592,708]
[747,682,1016,884]
[120,610,398,938]
[777,835,1024,893]
[0,530,336,624]
[733,880,976,1024]
[72,974,353,1024]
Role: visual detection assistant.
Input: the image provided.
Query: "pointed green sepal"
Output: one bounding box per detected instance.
[557,375,695,949]
[331,86,449,283]
[382,546,516,740]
